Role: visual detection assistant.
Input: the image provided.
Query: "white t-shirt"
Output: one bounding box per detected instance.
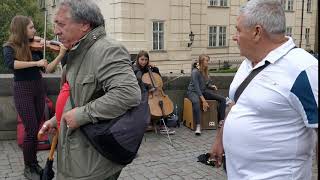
[223,37,318,180]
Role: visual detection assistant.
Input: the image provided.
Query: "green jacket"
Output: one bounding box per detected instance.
[53,26,141,179]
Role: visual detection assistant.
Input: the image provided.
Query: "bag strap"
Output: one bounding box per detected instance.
[69,90,75,108]
[233,46,297,103]
[233,61,270,103]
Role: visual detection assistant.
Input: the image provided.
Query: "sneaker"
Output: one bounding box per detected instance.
[195,124,201,135]
[24,165,40,180]
[145,125,154,132]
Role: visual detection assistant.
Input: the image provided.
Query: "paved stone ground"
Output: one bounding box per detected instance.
[0,126,318,180]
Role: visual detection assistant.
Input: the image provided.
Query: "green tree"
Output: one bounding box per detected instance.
[0,0,54,73]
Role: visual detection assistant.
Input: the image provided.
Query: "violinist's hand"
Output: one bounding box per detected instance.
[59,43,68,56]
[39,38,45,46]
[37,59,48,68]
[202,100,209,112]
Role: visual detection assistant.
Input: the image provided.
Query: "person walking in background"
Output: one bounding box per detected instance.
[2,15,67,180]
[39,0,141,179]
[210,0,318,179]
[187,54,226,135]
[133,50,175,134]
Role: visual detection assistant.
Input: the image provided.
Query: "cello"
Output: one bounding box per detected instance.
[142,66,174,118]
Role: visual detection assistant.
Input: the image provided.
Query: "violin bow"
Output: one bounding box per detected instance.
[43,8,47,60]
[162,64,185,87]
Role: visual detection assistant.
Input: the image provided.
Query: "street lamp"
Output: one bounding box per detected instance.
[188,31,195,47]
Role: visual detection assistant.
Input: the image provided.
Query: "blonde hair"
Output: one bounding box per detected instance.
[198,54,210,79]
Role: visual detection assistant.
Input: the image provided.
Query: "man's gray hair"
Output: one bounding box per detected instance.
[59,0,105,28]
[240,0,285,35]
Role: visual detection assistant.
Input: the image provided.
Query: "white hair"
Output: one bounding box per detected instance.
[59,0,105,28]
[240,0,286,35]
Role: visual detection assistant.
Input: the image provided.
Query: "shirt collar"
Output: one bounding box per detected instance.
[70,33,89,50]
[263,36,296,64]
[244,36,296,70]
[70,26,106,51]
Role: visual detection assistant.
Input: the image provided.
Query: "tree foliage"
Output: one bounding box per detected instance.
[0,0,54,73]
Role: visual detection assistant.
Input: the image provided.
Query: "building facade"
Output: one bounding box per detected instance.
[46,0,318,73]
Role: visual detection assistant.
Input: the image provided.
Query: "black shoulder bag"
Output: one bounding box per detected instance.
[69,90,150,165]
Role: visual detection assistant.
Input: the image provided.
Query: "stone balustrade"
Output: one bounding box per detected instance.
[0,73,234,140]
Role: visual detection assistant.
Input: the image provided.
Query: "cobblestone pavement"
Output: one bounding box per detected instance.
[0,126,318,180]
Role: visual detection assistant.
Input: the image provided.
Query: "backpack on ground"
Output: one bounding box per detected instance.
[166,113,180,128]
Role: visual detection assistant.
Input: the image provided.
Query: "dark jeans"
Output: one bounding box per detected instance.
[187,90,226,125]
[14,79,45,166]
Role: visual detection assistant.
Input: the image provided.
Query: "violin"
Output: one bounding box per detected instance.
[29,36,61,53]
[142,66,174,118]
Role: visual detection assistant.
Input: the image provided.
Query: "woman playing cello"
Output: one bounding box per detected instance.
[2,15,67,180]
[133,50,175,134]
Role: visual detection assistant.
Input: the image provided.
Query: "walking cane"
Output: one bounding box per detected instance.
[38,132,58,180]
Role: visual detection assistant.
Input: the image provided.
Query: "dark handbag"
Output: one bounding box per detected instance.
[70,90,150,165]
[197,153,215,167]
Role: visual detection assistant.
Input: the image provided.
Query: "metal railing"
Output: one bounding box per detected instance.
[209,59,243,70]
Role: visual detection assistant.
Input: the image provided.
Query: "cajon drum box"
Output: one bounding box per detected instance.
[201,100,218,130]
[183,98,218,130]
[183,98,195,130]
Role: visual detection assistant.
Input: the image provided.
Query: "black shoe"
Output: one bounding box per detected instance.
[24,165,41,180]
[33,163,43,175]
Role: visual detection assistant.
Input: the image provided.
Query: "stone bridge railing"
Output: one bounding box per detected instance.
[0,73,234,140]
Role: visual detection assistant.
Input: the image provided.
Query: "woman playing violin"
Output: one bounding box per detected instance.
[133,50,175,134]
[2,15,66,180]
[187,54,226,135]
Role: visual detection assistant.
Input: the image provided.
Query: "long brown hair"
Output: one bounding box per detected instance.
[135,50,149,69]
[198,54,210,79]
[7,15,32,61]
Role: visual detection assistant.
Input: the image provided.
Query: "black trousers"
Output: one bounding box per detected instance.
[14,79,45,166]
[187,89,226,125]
